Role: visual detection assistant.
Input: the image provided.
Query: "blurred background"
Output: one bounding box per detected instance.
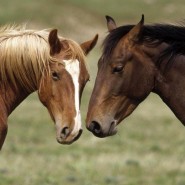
[0,0,185,185]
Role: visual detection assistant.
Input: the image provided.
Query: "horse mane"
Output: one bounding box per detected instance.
[103,22,185,66]
[0,25,85,91]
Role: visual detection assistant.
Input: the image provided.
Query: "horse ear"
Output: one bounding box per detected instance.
[128,14,144,42]
[80,34,98,55]
[48,29,62,55]
[106,15,117,31]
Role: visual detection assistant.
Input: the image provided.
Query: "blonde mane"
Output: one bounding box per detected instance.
[0,25,86,92]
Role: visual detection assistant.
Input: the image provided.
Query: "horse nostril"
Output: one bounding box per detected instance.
[60,127,70,139]
[90,121,101,134]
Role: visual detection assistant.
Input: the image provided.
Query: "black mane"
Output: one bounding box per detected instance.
[103,23,185,65]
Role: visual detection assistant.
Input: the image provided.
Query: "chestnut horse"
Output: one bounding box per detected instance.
[86,15,185,137]
[0,25,98,149]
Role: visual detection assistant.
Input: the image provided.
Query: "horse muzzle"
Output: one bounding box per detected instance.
[87,119,118,138]
[56,127,83,144]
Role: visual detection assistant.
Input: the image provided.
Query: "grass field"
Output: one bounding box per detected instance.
[1,1,185,185]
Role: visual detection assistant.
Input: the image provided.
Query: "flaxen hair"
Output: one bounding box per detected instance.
[0,25,85,92]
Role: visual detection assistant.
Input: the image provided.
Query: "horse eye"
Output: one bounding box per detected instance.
[113,65,124,73]
[52,72,59,80]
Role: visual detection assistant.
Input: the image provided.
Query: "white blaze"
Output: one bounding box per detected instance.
[64,59,81,133]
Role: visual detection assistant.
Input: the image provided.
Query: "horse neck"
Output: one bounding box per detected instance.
[0,82,34,116]
[151,45,185,124]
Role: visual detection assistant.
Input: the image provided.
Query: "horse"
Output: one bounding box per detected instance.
[86,14,185,138]
[0,25,98,149]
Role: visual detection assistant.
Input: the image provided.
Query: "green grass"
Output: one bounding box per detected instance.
[1,93,185,185]
[1,0,185,185]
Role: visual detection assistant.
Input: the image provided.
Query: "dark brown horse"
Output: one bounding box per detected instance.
[86,15,185,138]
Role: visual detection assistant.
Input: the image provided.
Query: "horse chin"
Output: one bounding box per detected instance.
[108,121,118,136]
[109,127,118,136]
